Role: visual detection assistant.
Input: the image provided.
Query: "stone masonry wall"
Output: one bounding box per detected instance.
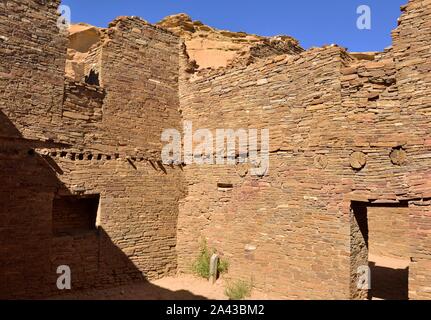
[178,47,355,299]
[1,0,431,300]
[1,2,185,298]
[47,18,185,297]
[339,54,411,262]
[392,0,431,300]
[0,0,66,299]
[0,0,66,141]
[60,17,182,157]
[177,0,431,299]
[50,157,184,293]
[367,205,410,259]
[100,17,182,156]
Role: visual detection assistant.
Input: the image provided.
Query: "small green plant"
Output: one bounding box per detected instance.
[193,240,212,279]
[217,259,229,275]
[225,280,253,300]
[192,240,229,279]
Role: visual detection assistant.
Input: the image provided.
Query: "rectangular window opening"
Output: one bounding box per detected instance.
[217,183,234,191]
[52,194,100,236]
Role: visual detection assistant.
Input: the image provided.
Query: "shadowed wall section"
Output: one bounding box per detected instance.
[1,0,431,300]
[0,0,184,299]
[0,0,66,298]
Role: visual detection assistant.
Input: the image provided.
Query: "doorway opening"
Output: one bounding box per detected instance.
[350,201,410,300]
[52,194,100,236]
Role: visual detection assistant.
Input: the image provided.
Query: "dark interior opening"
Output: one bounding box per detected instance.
[352,201,369,248]
[217,183,233,190]
[85,69,100,86]
[351,201,409,300]
[52,194,99,236]
[369,260,409,300]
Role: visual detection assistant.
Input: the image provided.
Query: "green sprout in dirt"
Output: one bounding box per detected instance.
[224,279,253,300]
[193,239,229,279]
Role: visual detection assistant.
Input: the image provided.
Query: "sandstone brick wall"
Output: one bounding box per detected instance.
[339,54,410,263]
[62,17,182,156]
[50,158,184,293]
[0,0,66,299]
[178,47,356,299]
[100,17,182,156]
[0,147,59,298]
[46,18,185,298]
[50,18,184,297]
[392,0,431,300]
[367,205,410,259]
[1,0,431,301]
[63,80,104,123]
[0,0,66,141]
[0,2,185,299]
[409,200,431,299]
[177,0,431,300]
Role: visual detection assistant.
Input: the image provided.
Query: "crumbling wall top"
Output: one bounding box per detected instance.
[158,13,303,70]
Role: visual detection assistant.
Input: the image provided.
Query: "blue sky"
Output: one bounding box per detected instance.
[61,0,407,52]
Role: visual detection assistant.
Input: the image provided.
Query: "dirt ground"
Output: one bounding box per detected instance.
[52,274,280,300]
[52,255,409,300]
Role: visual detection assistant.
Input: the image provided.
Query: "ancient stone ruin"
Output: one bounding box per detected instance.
[1,0,431,300]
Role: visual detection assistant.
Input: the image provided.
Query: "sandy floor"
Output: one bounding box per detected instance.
[52,255,409,300]
[53,274,279,300]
